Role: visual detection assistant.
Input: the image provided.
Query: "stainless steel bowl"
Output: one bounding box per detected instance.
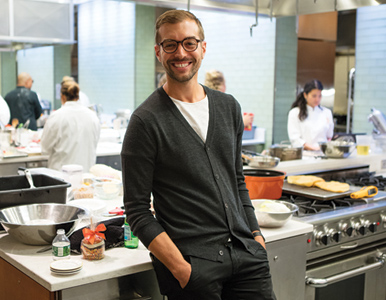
[0,203,87,245]
[248,155,280,168]
[251,200,298,228]
[319,141,356,158]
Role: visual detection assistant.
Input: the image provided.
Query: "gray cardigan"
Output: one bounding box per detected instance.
[122,86,261,262]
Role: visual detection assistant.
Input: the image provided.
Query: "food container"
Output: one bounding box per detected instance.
[0,203,87,245]
[0,174,70,210]
[251,199,298,228]
[269,142,303,161]
[244,169,286,200]
[319,141,356,158]
[81,238,105,260]
[93,177,122,200]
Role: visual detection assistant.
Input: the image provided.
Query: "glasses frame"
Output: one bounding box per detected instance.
[158,37,202,54]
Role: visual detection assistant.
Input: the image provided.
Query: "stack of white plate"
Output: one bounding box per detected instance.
[50,259,83,276]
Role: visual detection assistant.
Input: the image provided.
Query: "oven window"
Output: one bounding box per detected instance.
[315,274,364,300]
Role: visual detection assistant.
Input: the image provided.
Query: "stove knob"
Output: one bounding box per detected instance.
[340,223,354,237]
[331,231,342,243]
[315,231,330,246]
[358,225,368,236]
[346,226,354,237]
[369,222,378,233]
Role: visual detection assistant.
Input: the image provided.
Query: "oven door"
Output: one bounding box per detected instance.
[305,243,386,300]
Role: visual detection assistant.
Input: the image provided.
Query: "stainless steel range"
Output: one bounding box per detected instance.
[281,165,386,300]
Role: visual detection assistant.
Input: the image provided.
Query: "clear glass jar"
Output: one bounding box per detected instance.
[81,236,105,260]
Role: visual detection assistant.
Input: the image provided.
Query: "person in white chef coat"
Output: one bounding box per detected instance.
[41,81,100,172]
[0,95,10,127]
[287,79,334,151]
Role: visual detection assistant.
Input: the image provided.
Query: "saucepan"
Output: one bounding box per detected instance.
[269,141,303,161]
[242,150,280,169]
[243,169,286,200]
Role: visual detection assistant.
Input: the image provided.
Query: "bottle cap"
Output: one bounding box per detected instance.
[57,229,65,235]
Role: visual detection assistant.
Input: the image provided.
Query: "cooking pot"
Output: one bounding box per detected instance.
[244,169,286,200]
[269,141,303,161]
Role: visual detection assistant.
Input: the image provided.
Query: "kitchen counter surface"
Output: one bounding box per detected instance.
[0,198,313,292]
[245,151,386,175]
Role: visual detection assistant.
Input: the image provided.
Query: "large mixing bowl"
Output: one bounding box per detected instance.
[252,199,298,228]
[319,141,356,158]
[0,203,87,245]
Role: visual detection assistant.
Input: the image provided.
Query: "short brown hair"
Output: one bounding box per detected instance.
[61,81,79,101]
[155,10,205,44]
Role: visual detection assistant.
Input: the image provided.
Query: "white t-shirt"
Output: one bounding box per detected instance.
[170,96,209,142]
[287,105,334,148]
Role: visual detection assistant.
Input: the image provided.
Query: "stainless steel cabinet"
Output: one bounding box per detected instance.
[266,234,308,300]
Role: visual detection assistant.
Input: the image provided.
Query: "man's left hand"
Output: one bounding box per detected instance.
[254,235,266,249]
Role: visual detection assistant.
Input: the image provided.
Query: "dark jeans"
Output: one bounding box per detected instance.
[151,240,276,300]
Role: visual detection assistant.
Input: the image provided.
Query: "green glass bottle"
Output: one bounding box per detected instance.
[124,218,139,249]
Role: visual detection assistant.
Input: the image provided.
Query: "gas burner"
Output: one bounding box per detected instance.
[332,171,386,191]
[280,195,366,217]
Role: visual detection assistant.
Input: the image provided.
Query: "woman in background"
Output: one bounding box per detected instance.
[41,81,100,171]
[205,69,253,128]
[287,79,334,151]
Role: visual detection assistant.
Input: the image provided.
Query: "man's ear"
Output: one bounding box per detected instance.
[155,45,161,62]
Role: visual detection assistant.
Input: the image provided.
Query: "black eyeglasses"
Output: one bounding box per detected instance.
[158,37,202,54]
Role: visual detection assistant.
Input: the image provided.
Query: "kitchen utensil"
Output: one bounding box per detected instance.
[24,169,36,189]
[269,141,303,161]
[282,180,362,201]
[242,151,280,168]
[244,169,286,199]
[0,203,87,245]
[319,141,356,158]
[251,199,298,227]
[350,186,378,199]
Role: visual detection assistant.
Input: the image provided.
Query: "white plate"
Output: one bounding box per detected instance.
[69,198,106,215]
[50,259,83,271]
[51,268,82,276]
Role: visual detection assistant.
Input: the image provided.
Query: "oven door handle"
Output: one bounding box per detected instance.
[306,253,386,288]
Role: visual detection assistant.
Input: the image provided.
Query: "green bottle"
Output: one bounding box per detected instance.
[124,218,139,249]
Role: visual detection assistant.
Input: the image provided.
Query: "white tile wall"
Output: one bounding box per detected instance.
[78,0,136,115]
[192,9,277,147]
[353,4,386,134]
[16,46,54,102]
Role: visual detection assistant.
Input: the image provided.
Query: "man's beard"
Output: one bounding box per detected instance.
[163,58,200,83]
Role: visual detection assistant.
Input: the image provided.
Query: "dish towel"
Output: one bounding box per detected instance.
[69,216,125,254]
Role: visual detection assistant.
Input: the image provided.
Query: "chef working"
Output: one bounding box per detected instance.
[40,80,100,172]
[287,79,334,151]
[121,9,276,300]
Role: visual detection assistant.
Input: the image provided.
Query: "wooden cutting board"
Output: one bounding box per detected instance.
[282,181,362,201]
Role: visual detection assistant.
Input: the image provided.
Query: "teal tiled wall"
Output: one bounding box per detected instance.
[273,16,298,144]
[0,52,17,97]
[135,5,156,107]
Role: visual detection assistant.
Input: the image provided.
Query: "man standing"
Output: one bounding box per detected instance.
[4,72,42,130]
[122,10,276,300]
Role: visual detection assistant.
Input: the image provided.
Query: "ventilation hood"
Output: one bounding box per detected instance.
[136,0,386,17]
[0,0,75,52]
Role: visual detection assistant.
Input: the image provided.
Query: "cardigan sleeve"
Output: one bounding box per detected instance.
[121,114,165,248]
[234,102,260,232]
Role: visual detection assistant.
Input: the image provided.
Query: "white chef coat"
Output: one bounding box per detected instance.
[0,95,10,126]
[288,105,334,148]
[41,101,101,172]
[78,91,91,107]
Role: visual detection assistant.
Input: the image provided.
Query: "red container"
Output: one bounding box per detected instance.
[244,169,286,200]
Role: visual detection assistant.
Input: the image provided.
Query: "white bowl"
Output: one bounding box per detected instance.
[252,199,298,228]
